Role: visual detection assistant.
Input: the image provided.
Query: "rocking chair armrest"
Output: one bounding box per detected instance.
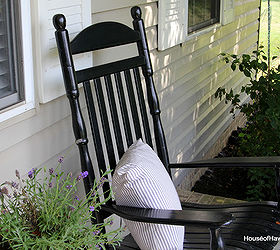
[169,156,280,169]
[102,204,233,228]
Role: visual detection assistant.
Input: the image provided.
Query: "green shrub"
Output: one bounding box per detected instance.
[215,47,280,201]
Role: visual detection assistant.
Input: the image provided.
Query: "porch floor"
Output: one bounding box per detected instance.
[177,190,280,250]
[177,189,243,205]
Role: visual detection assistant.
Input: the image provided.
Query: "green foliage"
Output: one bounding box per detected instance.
[246,168,275,201]
[216,47,280,201]
[0,160,122,249]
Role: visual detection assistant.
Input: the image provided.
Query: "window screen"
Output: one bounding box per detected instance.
[0,0,24,111]
[188,0,220,33]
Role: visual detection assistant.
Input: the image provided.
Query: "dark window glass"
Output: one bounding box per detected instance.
[188,0,220,33]
[0,0,24,110]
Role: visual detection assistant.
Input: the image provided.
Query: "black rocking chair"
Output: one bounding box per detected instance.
[53,6,280,250]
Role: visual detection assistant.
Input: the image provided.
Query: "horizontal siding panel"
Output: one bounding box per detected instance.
[48,6,82,26]
[92,0,157,14]
[235,0,260,16]
[47,0,81,10]
[92,3,157,29]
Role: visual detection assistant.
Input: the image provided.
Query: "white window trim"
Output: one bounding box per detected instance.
[0,0,35,123]
[183,23,222,44]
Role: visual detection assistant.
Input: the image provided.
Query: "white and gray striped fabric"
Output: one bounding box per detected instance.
[112,139,184,250]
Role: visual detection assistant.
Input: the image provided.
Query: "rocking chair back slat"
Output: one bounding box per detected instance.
[94,77,116,170]
[104,75,125,158]
[114,72,134,148]
[124,70,143,140]
[133,67,153,148]
[82,81,107,171]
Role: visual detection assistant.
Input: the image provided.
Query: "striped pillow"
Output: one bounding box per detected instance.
[112,139,184,250]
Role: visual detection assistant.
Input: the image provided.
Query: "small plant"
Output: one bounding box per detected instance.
[0,158,122,249]
[215,46,280,201]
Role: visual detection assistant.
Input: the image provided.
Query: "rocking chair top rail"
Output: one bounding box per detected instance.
[70,21,141,54]
[53,7,170,207]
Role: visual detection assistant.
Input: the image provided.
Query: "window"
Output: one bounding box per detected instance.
[188,0,220,33]
[0,0,24,110]
[0,0,34,123]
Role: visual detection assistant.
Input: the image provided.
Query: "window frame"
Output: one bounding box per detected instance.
[0,0,35,123]
[187,0,221,34]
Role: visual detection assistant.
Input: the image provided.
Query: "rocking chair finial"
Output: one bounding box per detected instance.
[131,6,142,20]
[53,14,66,30]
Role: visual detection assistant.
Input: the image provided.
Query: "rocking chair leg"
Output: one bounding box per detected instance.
[209,227,225,250]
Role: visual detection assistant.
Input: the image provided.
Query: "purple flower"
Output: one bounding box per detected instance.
[0,187,8,195]
[81,171,88,179]
[89,206,95,212]
[97,177,107,189]
[109,220,113,225]
[28,170,34,179]
[74,195,79,201]
[76,171,88,181]
[49,168,54,175]
[48,182,53,188]
[58,156,64,163]
[69,206,75,211]
[28,168,36,179]
[11,182,19,189]
[15,170,20,179]
[66,185,72,189]
[93,230,100,236]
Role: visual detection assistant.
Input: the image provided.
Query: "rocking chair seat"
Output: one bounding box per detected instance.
[106,201,280,249]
